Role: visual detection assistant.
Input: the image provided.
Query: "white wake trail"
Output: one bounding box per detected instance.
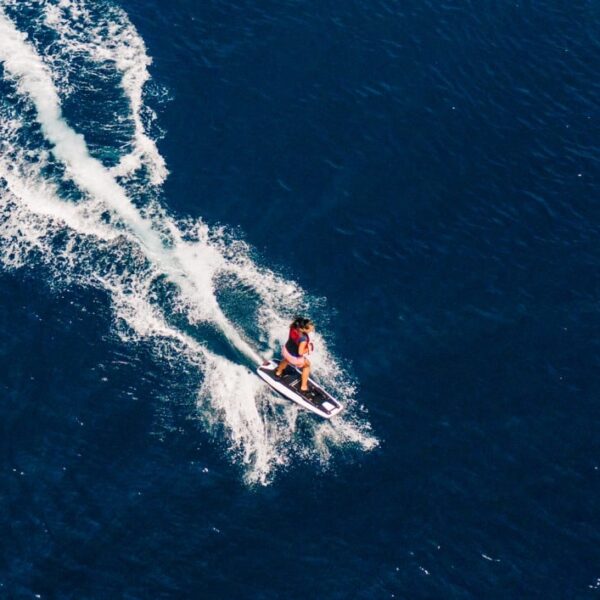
[0,1,378,484]
[0,7,261,364]
[41,0,168,183]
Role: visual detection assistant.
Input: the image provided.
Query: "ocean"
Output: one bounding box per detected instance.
[1,0,599,597]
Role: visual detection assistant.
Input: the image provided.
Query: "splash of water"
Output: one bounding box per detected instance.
[0,0,377,484]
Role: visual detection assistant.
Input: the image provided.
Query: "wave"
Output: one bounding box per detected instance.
[0,0,377,484]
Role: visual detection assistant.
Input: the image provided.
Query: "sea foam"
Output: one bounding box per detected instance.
[0,0,377,484]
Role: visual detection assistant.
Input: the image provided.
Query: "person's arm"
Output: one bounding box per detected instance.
[298,339,308,355]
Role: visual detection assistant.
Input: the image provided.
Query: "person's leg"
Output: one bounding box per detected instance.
[300,359,310,391]
[275,359,289,376]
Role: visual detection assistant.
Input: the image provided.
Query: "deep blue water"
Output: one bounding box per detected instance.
[2,0,600,597]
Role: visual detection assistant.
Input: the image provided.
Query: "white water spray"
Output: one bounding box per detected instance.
[0,0,377,484]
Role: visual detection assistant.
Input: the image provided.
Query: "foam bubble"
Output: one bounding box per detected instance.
[40,0,168,183]
[0,1,378,483]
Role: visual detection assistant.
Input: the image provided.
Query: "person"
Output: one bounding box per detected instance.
[275,317,315,392]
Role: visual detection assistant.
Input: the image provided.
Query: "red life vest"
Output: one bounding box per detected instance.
[285,327,309,357]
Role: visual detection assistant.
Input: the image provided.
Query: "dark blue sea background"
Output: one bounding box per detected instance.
[2,0,600,598]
